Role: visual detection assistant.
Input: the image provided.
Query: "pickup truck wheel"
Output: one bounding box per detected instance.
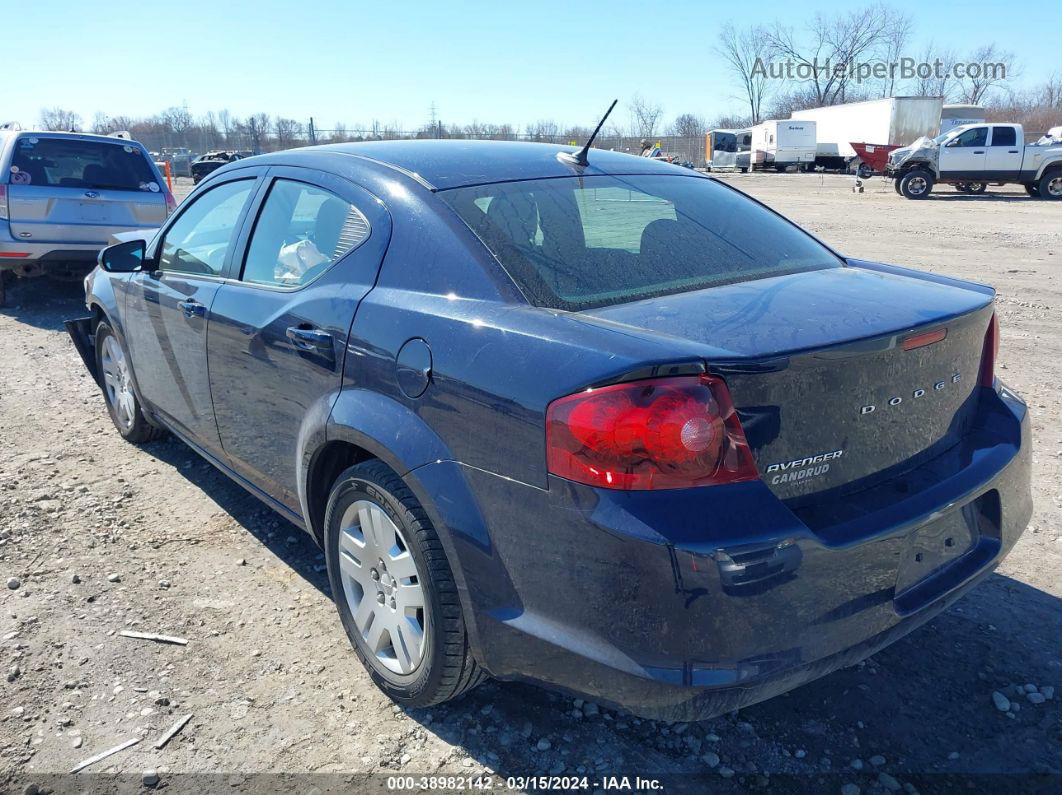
[899,169,934,199]
[1039,171,1062,200]
[954,183,969,193]
[324,460,487,708]
[893,178,903,195]
[94,321,165,443]
[1024,183,1040,197]
[965,182,987,195]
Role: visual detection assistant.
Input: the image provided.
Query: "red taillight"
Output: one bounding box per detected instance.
[546,374,760,490]
[979,312,999,387]
[164,190,177,215]
[0,184,8,221]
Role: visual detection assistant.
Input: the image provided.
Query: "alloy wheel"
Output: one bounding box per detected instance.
[1048,176,1062,198]
[100,335,135,430]
[908,176,927,195]
[337,500,427,675]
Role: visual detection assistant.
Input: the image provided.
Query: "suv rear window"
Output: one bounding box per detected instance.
[440,174,841,310]
[10,136,158,191]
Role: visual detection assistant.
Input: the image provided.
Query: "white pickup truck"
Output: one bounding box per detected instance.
[886,123,1062,200]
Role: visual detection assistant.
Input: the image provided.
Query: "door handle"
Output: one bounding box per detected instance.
[973,150,985,154]
[178,299,206,318]
[286,325,333,352]
[1008,150,1019,154]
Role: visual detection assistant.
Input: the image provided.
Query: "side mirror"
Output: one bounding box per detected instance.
[99,239,146,273]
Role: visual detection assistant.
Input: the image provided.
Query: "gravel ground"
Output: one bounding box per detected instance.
[1,173,1061,794]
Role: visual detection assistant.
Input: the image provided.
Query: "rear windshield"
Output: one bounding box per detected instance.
[439,174,841,310]
[10,136,158,191]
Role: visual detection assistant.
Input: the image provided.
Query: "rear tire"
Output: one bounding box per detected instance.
[324,460,486,708]
[1038,170,1062,200]
[965,182,987,195]
[94,321,165,443]
[899,168,934,199]
[1024,183,1040,197]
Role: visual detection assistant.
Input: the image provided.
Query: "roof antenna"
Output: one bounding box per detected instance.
[558,99,618,168]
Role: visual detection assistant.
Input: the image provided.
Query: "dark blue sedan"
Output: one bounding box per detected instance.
[66,140,1031,721]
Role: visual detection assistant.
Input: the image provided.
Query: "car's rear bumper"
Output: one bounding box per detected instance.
[413,384,1031,721]
[0,235,102,272]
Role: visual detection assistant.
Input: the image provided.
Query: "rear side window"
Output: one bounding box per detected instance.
[10,136,158,191]
[991,126,1017,147]
[440,174,841,310]
[241,179,370,287]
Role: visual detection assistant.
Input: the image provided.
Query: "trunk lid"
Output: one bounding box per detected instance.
[578,265,994,500]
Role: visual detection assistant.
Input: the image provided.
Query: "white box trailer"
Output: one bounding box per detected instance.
[940,104,986,134]
[749,120,817,171]
[792,96,943,171]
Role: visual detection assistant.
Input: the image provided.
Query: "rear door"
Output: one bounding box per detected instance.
[7,135,166,244]
[938,126,988,180]
[123,172,263,455]
[985,126,1023,180]
[207,166,391,509]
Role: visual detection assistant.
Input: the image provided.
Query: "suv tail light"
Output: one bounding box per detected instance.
[546,374,759,490]
[164,190,177,216]
[0,184,8,221]
[979,312,999,387]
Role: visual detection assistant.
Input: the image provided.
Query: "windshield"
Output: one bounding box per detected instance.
[10,136,158,191]
[440,174,842,311]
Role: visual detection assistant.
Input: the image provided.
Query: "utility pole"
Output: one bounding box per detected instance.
[429,102,440,138]
[308,117,317,145]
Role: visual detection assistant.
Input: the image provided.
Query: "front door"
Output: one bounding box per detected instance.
[938,126,988,180]
[123,175,260,454]
[207,167,391,510]
[985,126,1023,181]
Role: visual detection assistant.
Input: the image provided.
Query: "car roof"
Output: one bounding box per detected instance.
[253,139,693,190]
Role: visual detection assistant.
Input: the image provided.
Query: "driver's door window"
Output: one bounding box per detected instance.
[158,179,255,275]
[952,127,988,147]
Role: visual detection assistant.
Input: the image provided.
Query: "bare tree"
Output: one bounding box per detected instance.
[910,43,959,101]
[669,113,707,138]
[39,107,82,131]
[528,120,560,142]
[274,117,304,148]
[717,24,772,124]
[764,4,907,106]
[878,8,913,97]
[243,113,271,153]
[955,44,1015,105]
[629,95,663,138]
[159,106,193,137]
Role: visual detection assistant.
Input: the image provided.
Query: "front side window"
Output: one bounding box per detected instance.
[11,136,158,191]
[158,179,254,275]
[952,127,988,147]
[241,179,369,287]
[991,126,1017,147]
[440,175,841,311]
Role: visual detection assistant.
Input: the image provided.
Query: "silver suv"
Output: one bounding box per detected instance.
[0,128,174,304]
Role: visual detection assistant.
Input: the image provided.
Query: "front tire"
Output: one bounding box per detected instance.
[324,460,486,708]
[94,321,165,443]
[1038,170,1062,200]
[899,168,934,199]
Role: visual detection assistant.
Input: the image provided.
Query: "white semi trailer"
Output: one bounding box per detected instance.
[792,96,944,172]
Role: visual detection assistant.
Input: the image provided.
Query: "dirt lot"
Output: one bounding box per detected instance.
[2,174,1061,794]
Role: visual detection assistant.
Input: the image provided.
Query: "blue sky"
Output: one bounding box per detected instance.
[6,0,1053,132]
